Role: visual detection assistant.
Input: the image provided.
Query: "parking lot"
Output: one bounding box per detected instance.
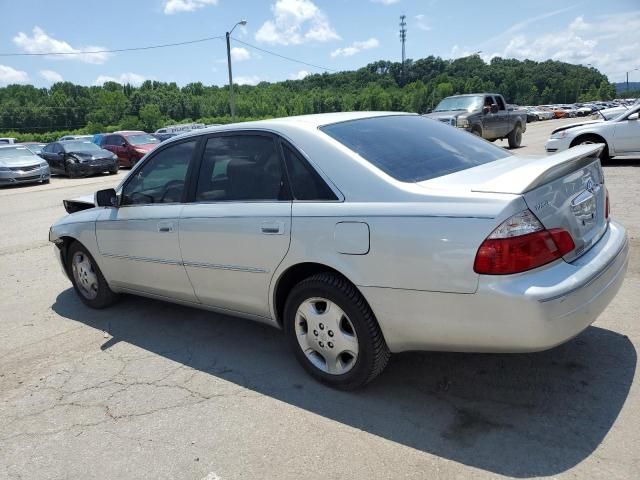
[1,118,638,479]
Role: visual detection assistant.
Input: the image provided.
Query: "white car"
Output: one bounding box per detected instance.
[49,112,629,388]
[591,100,640,121]
[546,104,640,159]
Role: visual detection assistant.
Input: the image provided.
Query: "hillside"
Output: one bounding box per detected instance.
[0,55,616,141]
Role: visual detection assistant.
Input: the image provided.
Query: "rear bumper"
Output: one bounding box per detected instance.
[362,220,629,353]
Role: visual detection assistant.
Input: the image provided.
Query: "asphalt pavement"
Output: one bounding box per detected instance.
[1,118,638,479]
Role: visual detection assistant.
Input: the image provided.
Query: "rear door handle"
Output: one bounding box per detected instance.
[158,221,174,233]
[261,221,284,235]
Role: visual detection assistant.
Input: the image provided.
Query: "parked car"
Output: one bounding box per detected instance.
[425,93,527,147]
[50,112,628,389]
[92,133,107,146]
[21,142,47,155]
[546,103,640,160]
[0,137,17,144]
[591,99,640,121]
[40,140,119,177]
[100,131,160,168]
[0,144,50,186]
[58,135,93,142]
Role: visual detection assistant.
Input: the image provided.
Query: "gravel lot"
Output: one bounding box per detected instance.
[1,118,638,480]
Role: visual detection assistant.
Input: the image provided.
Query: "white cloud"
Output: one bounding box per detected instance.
[415,14,431,31]
[331,38,379,58]
[39,70,63,83]
[94,72,147,86]
[230,47,251,62]
[235,75,261,86]
[0,65,29,86]
[448,12,640,82]
[13,27,110,64]
[289,70,310,80]
[371,0,400,4]
[482,12,640,81]
[163,0,218,14]
[255,0,340,45]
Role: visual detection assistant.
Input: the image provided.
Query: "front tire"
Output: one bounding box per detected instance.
[284,273,390,389]
[66,160,78,178]
[67,241,118,309]
[571,135,610,162]
[508,124,523,148]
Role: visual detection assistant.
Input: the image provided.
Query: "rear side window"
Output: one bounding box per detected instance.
[195,135,287,202]
[320,115,510,182]
[282,145,337,201]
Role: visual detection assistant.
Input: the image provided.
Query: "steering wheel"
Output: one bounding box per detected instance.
[159,180,185,203]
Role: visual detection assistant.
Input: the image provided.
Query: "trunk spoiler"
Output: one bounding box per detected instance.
[470,144,604,195]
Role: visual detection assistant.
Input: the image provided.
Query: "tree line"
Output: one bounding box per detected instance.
[0,55,617,142]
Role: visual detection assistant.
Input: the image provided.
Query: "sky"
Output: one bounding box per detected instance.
[0,0,639,88]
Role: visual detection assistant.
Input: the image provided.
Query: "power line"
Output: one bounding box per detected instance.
[231,37,336,73]
[0,35,224,57]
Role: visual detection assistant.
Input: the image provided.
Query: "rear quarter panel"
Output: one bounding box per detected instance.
[278,202,503,295]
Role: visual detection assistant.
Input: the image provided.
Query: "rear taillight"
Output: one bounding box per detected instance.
[474,209,575,275]
[605,188,610,220]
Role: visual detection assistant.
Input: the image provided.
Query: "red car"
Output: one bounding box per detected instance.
[100,131,160,168]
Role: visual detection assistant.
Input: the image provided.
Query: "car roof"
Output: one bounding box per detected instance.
[115,130,146,135]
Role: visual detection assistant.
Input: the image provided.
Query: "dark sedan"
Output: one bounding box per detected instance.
[40,140,119,177]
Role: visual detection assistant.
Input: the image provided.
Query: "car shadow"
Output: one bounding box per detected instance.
[603,158,640,167]
[52,289,636,478]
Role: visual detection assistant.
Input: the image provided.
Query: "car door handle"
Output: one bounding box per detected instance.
[157,221,174,233]
[261,221,284,235]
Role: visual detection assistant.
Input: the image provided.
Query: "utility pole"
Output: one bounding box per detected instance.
[399,15,407,82]
[226,20,247,121]
[625,68,639,95]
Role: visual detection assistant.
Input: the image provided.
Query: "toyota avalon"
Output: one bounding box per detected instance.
[49,112,629,388]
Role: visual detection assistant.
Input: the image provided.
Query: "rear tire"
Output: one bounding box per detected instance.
[284,273,390,389]
[67,241,119,309]
[508,124,523,148]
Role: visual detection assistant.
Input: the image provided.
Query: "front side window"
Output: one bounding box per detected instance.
[122,140,196,205]
[321,115,511,183]
[195,135,286,202]
[282,145,337,200]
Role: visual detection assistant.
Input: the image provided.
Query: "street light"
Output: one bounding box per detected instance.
[226,20,247,121]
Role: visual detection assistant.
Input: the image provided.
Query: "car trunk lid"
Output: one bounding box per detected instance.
[419,144,608,262]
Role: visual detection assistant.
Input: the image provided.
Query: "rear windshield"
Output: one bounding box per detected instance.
[320,115,510,182]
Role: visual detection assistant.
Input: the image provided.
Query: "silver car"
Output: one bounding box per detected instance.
[49,112,629,388]
[0,144,50,186]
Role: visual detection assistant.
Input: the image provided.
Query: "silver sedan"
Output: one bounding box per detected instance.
[49,112,629,388]
[0,144,50,186]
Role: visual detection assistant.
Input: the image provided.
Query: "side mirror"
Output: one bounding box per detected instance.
[95,188,118,208]
[490,104,499,114]
[58,151,65,156]
[121,142,127,147]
